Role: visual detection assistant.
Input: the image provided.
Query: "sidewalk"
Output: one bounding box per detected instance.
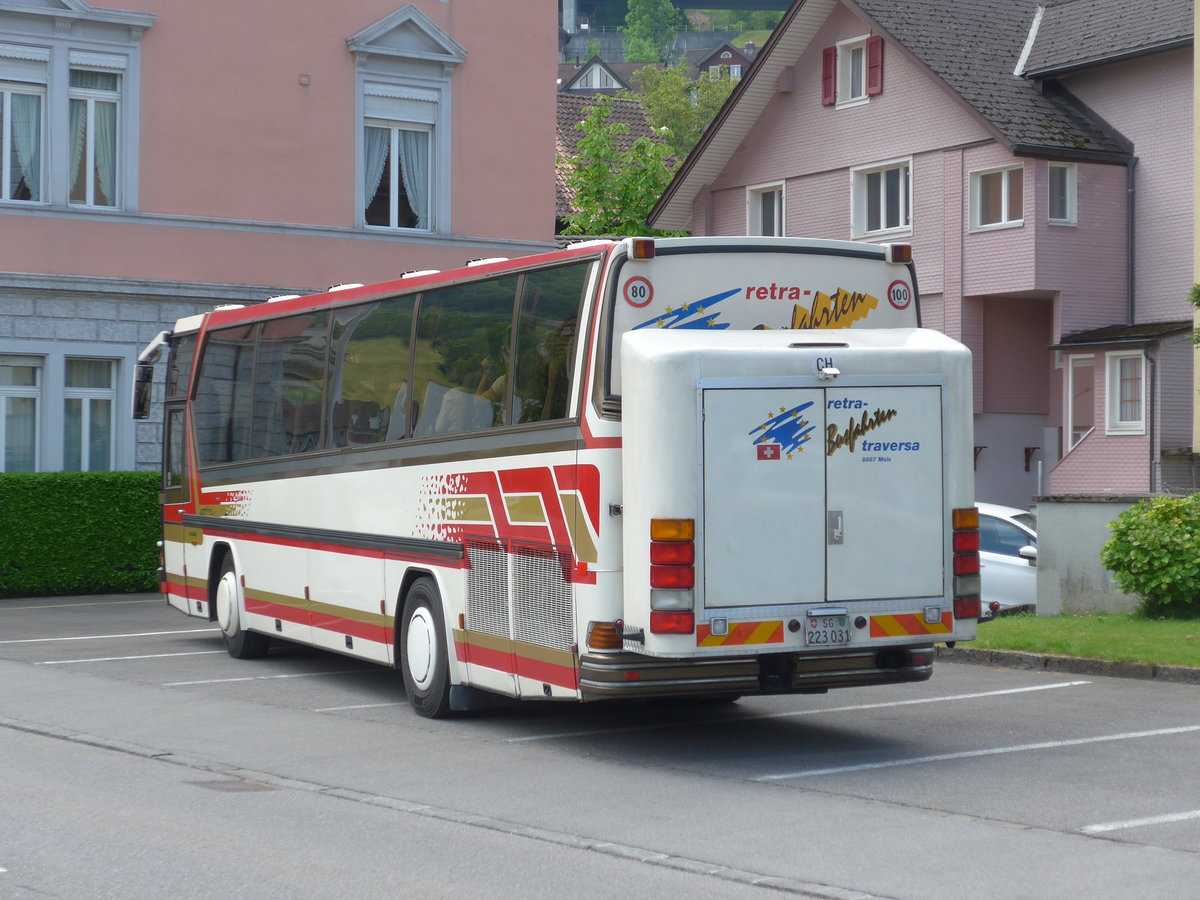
[937,644,1200,686]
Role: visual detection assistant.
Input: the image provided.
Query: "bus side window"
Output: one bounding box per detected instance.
[254,313,329,458]
[329,297,414,445]
[194,324,256,467]
[413,277,518,437]
[513,263,587,423]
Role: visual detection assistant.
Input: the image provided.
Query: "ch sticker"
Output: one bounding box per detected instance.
[624,277,653,308]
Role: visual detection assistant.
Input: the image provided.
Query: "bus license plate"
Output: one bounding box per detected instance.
[805,614,851,646]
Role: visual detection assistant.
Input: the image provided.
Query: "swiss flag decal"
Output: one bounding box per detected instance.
[757,444,780,461]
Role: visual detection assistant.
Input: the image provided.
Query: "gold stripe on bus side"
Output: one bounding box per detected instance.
[453,628,575,669]
[245,587,307,614]
[558,492,599,564]
[307,598,391,629]
[442,496,493,523]
[504,495,547,524]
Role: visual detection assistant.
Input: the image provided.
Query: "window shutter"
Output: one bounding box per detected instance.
[866,35,883,96]
[821,46,836,106]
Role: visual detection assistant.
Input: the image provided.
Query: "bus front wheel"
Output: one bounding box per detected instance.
[400,578,452,718]
[214,555,270,660]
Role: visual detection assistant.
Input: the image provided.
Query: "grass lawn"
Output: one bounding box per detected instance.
[972,612,1200,669]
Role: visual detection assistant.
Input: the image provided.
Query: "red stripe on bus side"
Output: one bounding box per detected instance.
[311,611,393,646]
[454,637,578,691]
[163,578,206,603]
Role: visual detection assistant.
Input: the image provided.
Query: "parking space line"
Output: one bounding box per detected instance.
[1,628,218,645]
[754,724,1200,781]
[1083,808,1200,834]
[0,598,161,610]
[505,681,1091,743]
[164,669,376,686]
[314,702,408,711]
[39,651,227,664]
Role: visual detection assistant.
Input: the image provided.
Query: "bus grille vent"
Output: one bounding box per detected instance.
[512,546,574,653]
[466,540,510,639]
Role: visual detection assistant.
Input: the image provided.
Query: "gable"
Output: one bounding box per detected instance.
[347,5,467,65]
[0,0,154,30]
[650,0,1133,231]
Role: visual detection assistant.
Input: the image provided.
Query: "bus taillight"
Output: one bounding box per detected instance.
[952,506,981,619]
[649,518,695,633]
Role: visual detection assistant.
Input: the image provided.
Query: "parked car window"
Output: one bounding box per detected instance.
[979,515,1035,557]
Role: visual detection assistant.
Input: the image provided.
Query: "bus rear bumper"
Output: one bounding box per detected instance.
[578,646,934,700]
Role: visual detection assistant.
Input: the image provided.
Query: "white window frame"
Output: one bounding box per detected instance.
[1066,354,1095,450]
[836,35,869,108]
[63,357,117,471]
[747,182,784,236]
[0,355,42,473]
[1105,350,1145,434]
[363,118,434,231]
[850,157,911,239]
[0,81,45,204]
[349,7,464,235]
[1048,161,1077,225]
[68,65,122,209]
[970,164,1024,231]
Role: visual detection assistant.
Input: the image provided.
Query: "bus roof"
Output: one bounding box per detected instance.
[168,236,906,335]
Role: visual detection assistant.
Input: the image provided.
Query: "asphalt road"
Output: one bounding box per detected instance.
[2,594,1199,899]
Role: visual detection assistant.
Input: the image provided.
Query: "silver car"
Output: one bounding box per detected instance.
[977,502,1037,621]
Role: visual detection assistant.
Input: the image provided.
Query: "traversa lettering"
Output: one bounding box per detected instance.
[792,288,878,329]
[826,407,898,456]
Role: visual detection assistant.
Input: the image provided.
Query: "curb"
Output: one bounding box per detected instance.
[936,645,1200,686]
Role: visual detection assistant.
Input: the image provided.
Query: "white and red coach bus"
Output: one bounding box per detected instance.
[133,236,979,717]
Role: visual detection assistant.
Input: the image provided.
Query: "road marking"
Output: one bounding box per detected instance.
[164,669,373,686]
[0,597,161,610]
[314,702,408,711]
[755,724,1200,781]
[0,713,899,900]
[505,681,1091,743]
[1083,808,1200,834]
[39,651,227,664]
[0,628,218,645]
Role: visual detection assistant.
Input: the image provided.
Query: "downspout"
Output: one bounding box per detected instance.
[1126,157,1137,324]
[1147,348,1157,492]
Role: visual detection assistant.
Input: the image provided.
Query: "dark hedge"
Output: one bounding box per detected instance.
[0,471,160,598]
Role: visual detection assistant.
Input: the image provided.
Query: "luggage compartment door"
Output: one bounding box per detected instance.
[823,386,944,602]
[702,388,827,609]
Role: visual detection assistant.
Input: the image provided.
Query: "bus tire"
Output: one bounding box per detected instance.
[400,578,452,718]
[214,554,271,660]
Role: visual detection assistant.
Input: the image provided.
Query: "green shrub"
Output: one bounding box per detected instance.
[0,471,160,598]
[1100,494,1200,618]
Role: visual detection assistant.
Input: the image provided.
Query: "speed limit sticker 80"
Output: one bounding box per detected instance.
[624,276,653,308]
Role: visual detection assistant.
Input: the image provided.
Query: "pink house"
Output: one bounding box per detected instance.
[0,0,557,473]
[649,0,1195,510]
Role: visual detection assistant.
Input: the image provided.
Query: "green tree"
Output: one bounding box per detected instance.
[559,96,680,237]
[630,61,739,158]
[621,0,681,63]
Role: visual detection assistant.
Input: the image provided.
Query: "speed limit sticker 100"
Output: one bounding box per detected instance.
[887,279,912,310]
[624,276,653,308]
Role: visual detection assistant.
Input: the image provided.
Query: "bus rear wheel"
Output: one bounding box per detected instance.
[400,578,452,718]
[214,555,271,659]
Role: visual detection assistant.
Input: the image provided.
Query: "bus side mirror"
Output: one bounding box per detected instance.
[132,363,155,420]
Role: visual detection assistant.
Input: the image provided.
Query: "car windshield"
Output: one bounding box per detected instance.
[1012,512,1037,534]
